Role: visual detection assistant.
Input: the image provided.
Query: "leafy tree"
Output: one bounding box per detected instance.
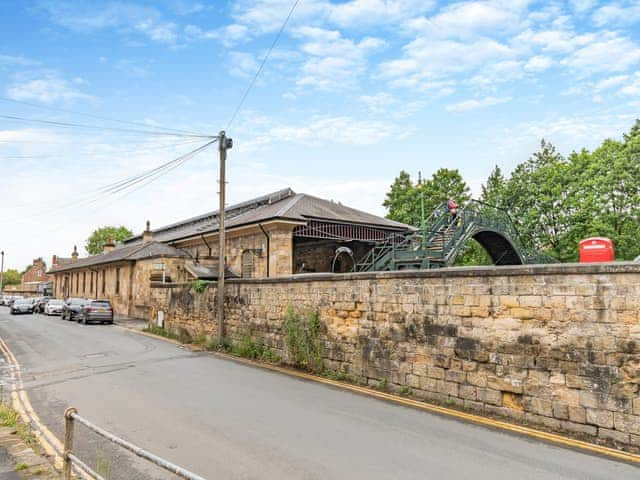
[1,269,21,286]
[383,170,419,225]
[384,168,470,227]
[504,140,572,259]
[85,226,133,255]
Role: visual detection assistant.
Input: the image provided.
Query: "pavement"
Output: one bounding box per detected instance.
[0,308,638,480]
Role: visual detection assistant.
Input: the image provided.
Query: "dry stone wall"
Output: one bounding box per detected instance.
[150,263,640,450]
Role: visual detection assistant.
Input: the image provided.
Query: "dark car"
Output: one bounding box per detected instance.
[6,296,24,307]
[34,296,51,313]
[61,298,89,321]
[77,300,114,325]
[10,298,35,315]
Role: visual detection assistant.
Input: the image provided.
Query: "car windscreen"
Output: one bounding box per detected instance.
[15,300,30,305]
[91,301,111,307]
[68,299,86,304]
[49,300,64,306]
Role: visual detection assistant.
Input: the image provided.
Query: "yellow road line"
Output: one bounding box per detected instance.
[119,325,640,466]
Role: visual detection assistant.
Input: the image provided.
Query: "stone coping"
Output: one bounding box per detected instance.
[150,262,640,288]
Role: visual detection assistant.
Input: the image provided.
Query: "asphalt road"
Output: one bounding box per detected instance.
[0,308,637,480]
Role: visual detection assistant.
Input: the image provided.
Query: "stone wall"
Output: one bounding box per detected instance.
[150,263,640,450]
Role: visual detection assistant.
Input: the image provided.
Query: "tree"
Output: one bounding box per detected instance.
[1,269,21,286]
[85,226,134,255]
[384,168,471,227]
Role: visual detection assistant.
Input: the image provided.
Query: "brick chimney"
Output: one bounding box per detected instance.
[142,220,153,244]
[71,246,79,263]
[103,236,116,253]
[52,255,58,267]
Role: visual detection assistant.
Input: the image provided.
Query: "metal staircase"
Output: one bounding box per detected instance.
[355,200,556,272]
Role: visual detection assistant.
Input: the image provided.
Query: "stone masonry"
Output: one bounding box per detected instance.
[149,263,640,450]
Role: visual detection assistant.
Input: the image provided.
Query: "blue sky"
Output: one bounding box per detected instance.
[1,0,640,270]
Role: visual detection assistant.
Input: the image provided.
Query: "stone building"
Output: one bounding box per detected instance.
[50,188,410,317]
[124,188,411,278]
[49,230,196,318]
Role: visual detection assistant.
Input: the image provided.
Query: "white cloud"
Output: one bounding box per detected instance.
[562,34,640,74]
[327,0,436,28]
[359,92,395,113]
[620,73,640,96]
[0,54,37,67]
[381,36,514,90]
[39,1,179,44]
[570,0,598,14]
[228,52,260,78]
[524,55,552,71]
[294,27,385,89]
[595,74,629,91]
[592,2,640,26]
[6,75,94,104]
[415,0,528,39]
[446,96,511,112]
[185,23,249,46]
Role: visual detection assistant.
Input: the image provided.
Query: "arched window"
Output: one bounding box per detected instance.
[242,250,254,278]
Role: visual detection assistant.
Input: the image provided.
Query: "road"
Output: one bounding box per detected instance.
[0,309,637,480]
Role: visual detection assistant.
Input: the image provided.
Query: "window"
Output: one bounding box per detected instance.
[242,250,254,278]
[36,269,42,277]
[102,270,106,294]
[82,272,86,293]
[115,268,121,294]
[90,272,94,293]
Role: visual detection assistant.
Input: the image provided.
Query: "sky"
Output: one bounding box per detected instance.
[1,0,639,271]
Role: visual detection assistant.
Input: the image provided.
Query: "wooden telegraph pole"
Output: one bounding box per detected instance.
[217,131,232,346]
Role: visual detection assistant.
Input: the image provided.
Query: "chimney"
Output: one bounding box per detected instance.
[71,245,79,263]
[52,255,58,267]
[142,220,153,244]
[103,236,116,253]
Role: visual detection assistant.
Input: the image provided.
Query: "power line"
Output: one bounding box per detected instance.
[2,139,217,224]
[0,114,214,139]
[226,0,301,129]
[0,96,208,137]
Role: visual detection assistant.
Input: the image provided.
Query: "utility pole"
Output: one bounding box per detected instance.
[217,131,232,346]
[0,251,4,293]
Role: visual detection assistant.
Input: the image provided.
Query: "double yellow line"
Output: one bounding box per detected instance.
[0,335,66,470]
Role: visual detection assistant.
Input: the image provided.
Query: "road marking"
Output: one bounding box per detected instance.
[0,335,92,477]
[118,324,640,466]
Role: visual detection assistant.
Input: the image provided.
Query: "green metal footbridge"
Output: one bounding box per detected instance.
[355,200,556,272]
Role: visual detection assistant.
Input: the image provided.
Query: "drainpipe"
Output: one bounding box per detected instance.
[200,234,212,259]
[258,224,270,277]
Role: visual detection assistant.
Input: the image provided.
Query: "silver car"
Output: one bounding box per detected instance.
[10,298,35,315]
[44,299,65,316]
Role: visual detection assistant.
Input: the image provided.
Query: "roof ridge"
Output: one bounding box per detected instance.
[275,193,305,217]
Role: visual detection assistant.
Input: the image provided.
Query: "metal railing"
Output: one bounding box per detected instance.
[63,407,207,480]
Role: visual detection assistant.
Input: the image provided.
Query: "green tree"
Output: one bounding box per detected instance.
[85,226,133,255]
[383,170,419,225]
[384,168,471,227]
[504,140,572,259]
[1,269,21,286]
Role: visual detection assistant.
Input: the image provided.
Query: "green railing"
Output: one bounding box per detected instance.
[355,200,557,272]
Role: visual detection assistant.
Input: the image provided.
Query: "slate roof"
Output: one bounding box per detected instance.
[49,241,189,273]
[125,188,410,245]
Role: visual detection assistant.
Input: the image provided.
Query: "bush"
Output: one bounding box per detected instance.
[191,280,211,293]
[283,305,323,372]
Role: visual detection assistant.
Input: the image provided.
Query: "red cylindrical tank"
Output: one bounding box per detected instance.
[579,237,615,263]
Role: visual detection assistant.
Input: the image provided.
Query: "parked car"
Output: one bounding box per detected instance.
[10,298,35,315]
[44,299,65,316]
[34,296,51,314]
[6,296,24,307]
[77,300,114,325]
[61,298,89,321]
[0,295,10,306]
